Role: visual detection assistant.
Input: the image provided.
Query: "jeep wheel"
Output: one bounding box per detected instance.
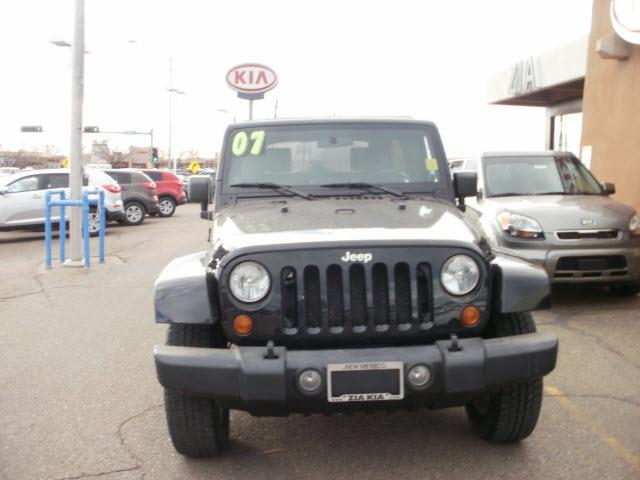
[158,196,177,217]
[164,324,230,457]
[465,312,543,443]
[609,283,640,297]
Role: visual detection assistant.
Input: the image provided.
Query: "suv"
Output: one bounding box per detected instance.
[0,168,124,233]
[153,119,558,457]
[140,169,187,217]
[104,169,159,225]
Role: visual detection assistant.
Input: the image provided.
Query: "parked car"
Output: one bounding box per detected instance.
[0,168,124,234]
[0,167,20,177]
[153,118,558,457]
[104,169,159,225]
[140,169,187,217]
[448,157,479,174]
[466,151,640,295]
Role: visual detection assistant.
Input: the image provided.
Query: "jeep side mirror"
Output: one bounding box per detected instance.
[189,176,213,220]
[602,182,615,195]
[453,171,478,210]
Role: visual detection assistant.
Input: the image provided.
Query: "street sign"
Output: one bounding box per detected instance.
[188,161,201,174]
[61,157,69,168]
[83,126,100,133]
[226,63,278,95]
[21,126,43,132]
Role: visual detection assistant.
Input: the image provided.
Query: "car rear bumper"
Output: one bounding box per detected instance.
[106,209,125,222]
[154,332,558,415]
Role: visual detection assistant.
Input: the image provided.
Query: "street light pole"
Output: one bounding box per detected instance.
[67,0,85,265]
[168,57,173,171]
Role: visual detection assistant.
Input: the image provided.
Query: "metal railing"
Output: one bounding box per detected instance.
[44,189,106,268]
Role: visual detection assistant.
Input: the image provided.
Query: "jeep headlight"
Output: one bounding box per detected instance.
[229,261,270,303]
[497,211,544,239]
[441,255,480,296]
[629,213,640,237]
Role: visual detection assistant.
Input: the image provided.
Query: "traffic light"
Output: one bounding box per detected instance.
[21,126,43,132]
[83,126,100,133]
[152,147,159,164]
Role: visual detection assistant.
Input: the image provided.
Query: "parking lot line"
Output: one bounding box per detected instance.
[545,385,640,473]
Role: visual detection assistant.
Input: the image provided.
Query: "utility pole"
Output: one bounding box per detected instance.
[167,58,186,173]
[67,0,85,266]
[168,57,173,171]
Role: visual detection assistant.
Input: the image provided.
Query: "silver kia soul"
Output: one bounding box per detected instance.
[465,152,640,295]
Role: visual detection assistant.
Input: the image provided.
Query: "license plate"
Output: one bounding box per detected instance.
[327,361,404,403]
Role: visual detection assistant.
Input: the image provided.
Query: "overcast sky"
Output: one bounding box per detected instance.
[0,0,593,159]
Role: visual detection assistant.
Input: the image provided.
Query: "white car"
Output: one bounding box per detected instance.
[0,168,125,234]
[0,167,20,177]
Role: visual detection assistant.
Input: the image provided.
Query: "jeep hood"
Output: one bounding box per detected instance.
[484,194,635,231]
[212,198,481,251]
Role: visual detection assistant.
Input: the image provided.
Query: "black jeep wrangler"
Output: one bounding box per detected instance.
[154,118,558,457]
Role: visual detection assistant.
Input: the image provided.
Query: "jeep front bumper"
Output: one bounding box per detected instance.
[154,332,558,416]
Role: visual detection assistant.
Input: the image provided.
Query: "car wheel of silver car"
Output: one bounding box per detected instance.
[124,201,145,226]
[158,196,177,217]
[164,324,230,457]
[465,312,544,443]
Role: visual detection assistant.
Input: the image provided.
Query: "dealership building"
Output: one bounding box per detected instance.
[487,0,640,211]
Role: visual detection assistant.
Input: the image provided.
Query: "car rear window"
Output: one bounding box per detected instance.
[144,170,163,181]
[131,171,153,183]
[106,171,132,184]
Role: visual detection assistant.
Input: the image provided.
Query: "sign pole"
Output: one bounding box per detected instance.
[249,99,253,120]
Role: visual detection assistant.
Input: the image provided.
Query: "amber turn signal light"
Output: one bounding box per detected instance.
[460,306,481,327]
[233,314,253,335]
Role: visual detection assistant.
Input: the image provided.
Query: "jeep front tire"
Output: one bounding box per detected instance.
[164,324,230,457]
[465,312,544,442]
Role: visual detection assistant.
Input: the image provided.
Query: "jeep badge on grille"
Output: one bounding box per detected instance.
[340,251,373,263]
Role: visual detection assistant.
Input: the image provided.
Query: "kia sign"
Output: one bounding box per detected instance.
[226,63,278,95]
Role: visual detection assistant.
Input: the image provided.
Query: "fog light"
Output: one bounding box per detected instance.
[461,305,481,327]
[298,369,322,394]
[408,365,431,388]
[232,314,253,335]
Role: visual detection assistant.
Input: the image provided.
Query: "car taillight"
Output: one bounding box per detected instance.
[143,182,156,190]
[103,184,121,193]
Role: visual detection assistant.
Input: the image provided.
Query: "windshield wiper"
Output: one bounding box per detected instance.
[229,182,313,200]
[533,191,566,195]
[320,182,405,198]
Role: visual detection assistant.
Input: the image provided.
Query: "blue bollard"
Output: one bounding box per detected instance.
[59,191,66,264]
[44,188,107,268]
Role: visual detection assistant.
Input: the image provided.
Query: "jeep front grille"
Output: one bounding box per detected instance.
[280,262,433,334]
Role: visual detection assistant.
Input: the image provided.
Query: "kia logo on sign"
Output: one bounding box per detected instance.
[226,63,278,94]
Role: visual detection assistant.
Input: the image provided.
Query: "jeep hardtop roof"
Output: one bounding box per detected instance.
[225,117,438,132]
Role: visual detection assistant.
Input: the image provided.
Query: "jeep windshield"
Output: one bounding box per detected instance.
[223,124,445,197]
[484,155,604,197]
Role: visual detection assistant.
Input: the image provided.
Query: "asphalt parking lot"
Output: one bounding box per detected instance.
[1,203,639,480]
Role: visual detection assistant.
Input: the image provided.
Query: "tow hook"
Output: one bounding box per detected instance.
[448,333,462,352]
[264,340,279,359]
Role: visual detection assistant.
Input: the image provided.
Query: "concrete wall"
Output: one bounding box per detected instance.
[582,0,640,210]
